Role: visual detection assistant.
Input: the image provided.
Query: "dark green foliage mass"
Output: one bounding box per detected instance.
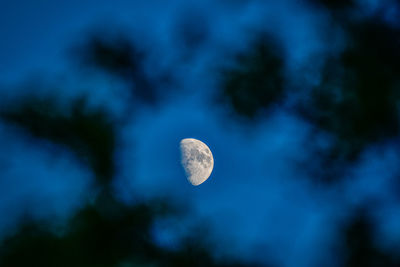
[2,2,400,265]
[220,38,284,118]
[0,195,246,267]
[1,96,115,185]
[343,211,400,267]
[299,19,400,162]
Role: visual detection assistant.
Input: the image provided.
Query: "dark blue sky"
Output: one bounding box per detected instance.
[1,1,400,266]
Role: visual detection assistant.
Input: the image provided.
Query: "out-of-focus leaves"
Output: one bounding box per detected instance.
[0,96,115,185]
[309,0,355,9]
[0,200,164,267]
[343,212,400,267]
[298,19,400,163]
[75,33,169,106]
[0,194,250,267]
[82,35,141,78]
[219,38,284,119]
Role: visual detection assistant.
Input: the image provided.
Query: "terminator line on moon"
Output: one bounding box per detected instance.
[180,138,214,186]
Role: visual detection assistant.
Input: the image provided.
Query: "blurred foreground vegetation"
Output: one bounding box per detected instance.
[1,1,400,266]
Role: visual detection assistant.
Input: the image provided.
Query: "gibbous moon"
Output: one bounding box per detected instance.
[180,138,214,186]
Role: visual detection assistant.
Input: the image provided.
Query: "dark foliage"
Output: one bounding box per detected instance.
[0,96,115,185]
[309,0,355,9]
[343,212,400,267]
[220,38,284,118]
[299,19,400,162]
[76,33,172,106]
[0,194,240,267]
[82,35,140,79]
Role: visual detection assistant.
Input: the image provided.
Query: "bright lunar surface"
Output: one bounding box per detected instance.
[180,138,214,186]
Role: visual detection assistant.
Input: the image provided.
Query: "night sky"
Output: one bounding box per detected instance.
[1,1,400,266]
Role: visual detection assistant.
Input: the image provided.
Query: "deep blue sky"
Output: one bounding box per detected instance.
[1,1,400,266]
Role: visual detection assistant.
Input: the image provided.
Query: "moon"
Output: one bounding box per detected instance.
[180,138,214,186]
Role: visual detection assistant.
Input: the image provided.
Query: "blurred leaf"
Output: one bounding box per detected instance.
[75,33,162,105]
[343,212,400,267]
[309,0,355,9]
[220,37,284,119]
[299,20,400,162]
[0,195,250,267]
[0,96,115,184]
